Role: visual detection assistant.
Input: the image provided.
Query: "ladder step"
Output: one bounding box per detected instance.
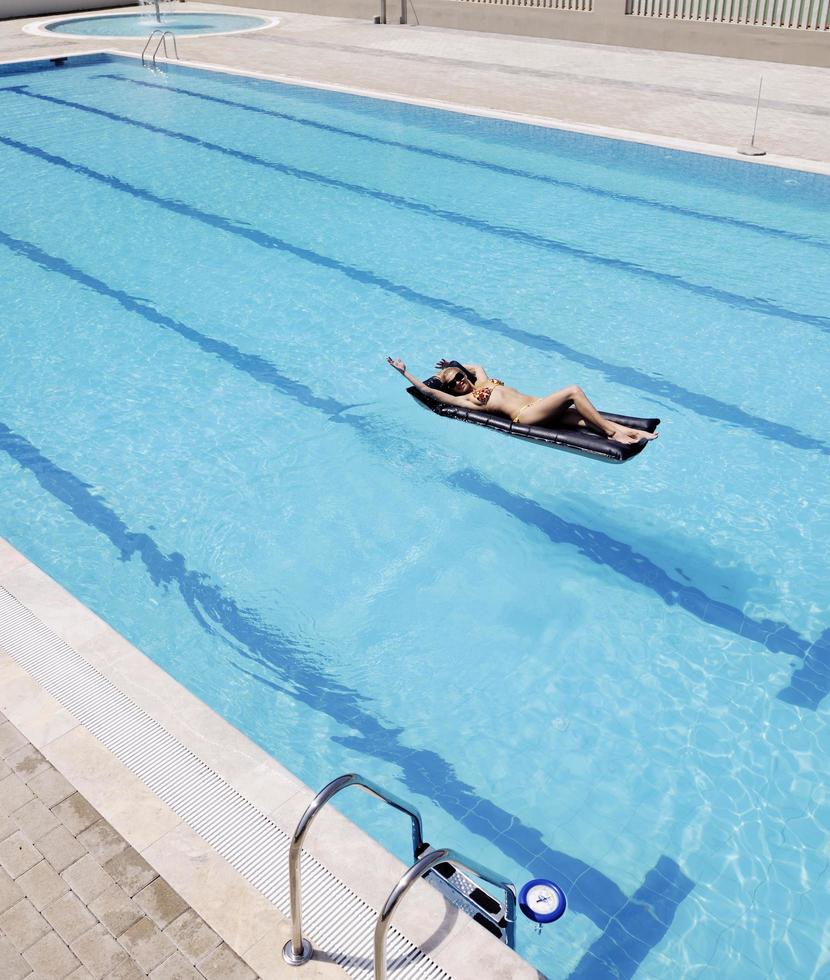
[469,886,502,916]
[422,850,509,943]
[473,912,504,939]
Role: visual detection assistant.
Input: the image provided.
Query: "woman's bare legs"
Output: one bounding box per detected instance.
[518,386,657,444]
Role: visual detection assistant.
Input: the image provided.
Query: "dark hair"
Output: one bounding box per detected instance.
[423,360,476,392]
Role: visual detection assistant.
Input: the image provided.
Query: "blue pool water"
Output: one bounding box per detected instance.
[1,53,829,978]
[43,12,269,37]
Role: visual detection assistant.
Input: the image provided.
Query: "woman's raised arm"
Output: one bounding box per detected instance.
[387,357,469,407]
[464,364,488,382]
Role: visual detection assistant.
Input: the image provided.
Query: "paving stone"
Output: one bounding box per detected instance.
[103,848,157,898]
[0,934,32,980]
[42,892,96,945]
[62,855,114,906]
[70,923,129,979]
[18,859,70,911]
[66,967,94,980]
[27,768,74,809]
[0,773,35,816]
[119,916,176,974]
[150,950,202,979]
[0,830,42,878]
[51,795,101,838]
[0,866,24,914]
[163,909,219,963]
[23,929,81,978]
[77,821,127,867]
[13,799,60,843]
[134,880,187,930]
[0,757,11,780]
[107,957,149,979]
[198,942,255,980]
[87,884,142,938]
[7,744,52,784]
[0,723,27,760]
[0,811,17,842]
[0,897,51,951]
[36,827,86,874]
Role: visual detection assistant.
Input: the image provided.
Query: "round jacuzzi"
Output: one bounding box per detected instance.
[38,12,273,38]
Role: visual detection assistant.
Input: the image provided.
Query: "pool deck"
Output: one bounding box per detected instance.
[0,540,536,979]
[3,2,830,171]
[0,712,263,980]
[0,5,829,978]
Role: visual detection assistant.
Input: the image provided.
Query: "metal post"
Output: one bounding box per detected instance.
[738,75,766,156]
[374,848,517,980]
[400,0,408,23]
[749,74,763,147]
[282,774,425,967]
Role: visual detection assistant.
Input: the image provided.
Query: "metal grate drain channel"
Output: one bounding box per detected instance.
[0,587,451,980]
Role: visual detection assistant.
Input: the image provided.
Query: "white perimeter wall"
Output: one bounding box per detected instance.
[201,0,830,67]
[2,0,133,19]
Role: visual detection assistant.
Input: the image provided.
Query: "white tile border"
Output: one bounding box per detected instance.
[0,36,829,177]
[0,540,536,979]
[143,51,830,177]
[22,9,281,40]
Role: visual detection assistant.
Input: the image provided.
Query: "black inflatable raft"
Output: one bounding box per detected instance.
[407,386,660,463]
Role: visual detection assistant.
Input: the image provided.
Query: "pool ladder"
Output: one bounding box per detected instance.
[283,773,516,978]
[141,29,180,68]
[374,0,408,23]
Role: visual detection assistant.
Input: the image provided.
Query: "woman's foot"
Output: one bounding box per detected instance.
[608,425,658,444]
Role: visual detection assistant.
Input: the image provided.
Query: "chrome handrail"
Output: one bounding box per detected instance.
[375,848,517,979]
[152,30,179,67]
[375,0,408,22]
[282,773,425,966]
[141,29,165,66]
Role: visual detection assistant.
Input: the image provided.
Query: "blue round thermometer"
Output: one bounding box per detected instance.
[519,878,566,924]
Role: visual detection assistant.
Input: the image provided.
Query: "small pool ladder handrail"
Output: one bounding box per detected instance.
[141,29,180,68]
[376,846,517,980]
[282,773,425,966]
[282,773,517,975]
[374,0,408,25]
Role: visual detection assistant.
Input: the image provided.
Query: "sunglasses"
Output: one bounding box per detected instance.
[449,372,467,387]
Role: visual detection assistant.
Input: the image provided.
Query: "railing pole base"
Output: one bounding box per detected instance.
[282,938,313,966]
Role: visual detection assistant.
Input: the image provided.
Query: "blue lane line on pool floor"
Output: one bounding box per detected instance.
[0,131,826,461]
[0,417,693,978]
[1,224,825,712]
[9,84,830,341]
[0,232,356,421]
[776,632,830,711]
[449,471,830,712]
[569,855,695,979]
[98,71,830,252]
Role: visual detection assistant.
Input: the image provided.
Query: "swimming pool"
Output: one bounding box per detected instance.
[1,52,828,978]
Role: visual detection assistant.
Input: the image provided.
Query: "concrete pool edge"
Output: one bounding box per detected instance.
[231,64,830,176]
[58,37,830,179]
[23,10,281,41]
[0,16,830,176]
[151,49,830,177]
[0,538,538,979]
[1,40,829,177]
